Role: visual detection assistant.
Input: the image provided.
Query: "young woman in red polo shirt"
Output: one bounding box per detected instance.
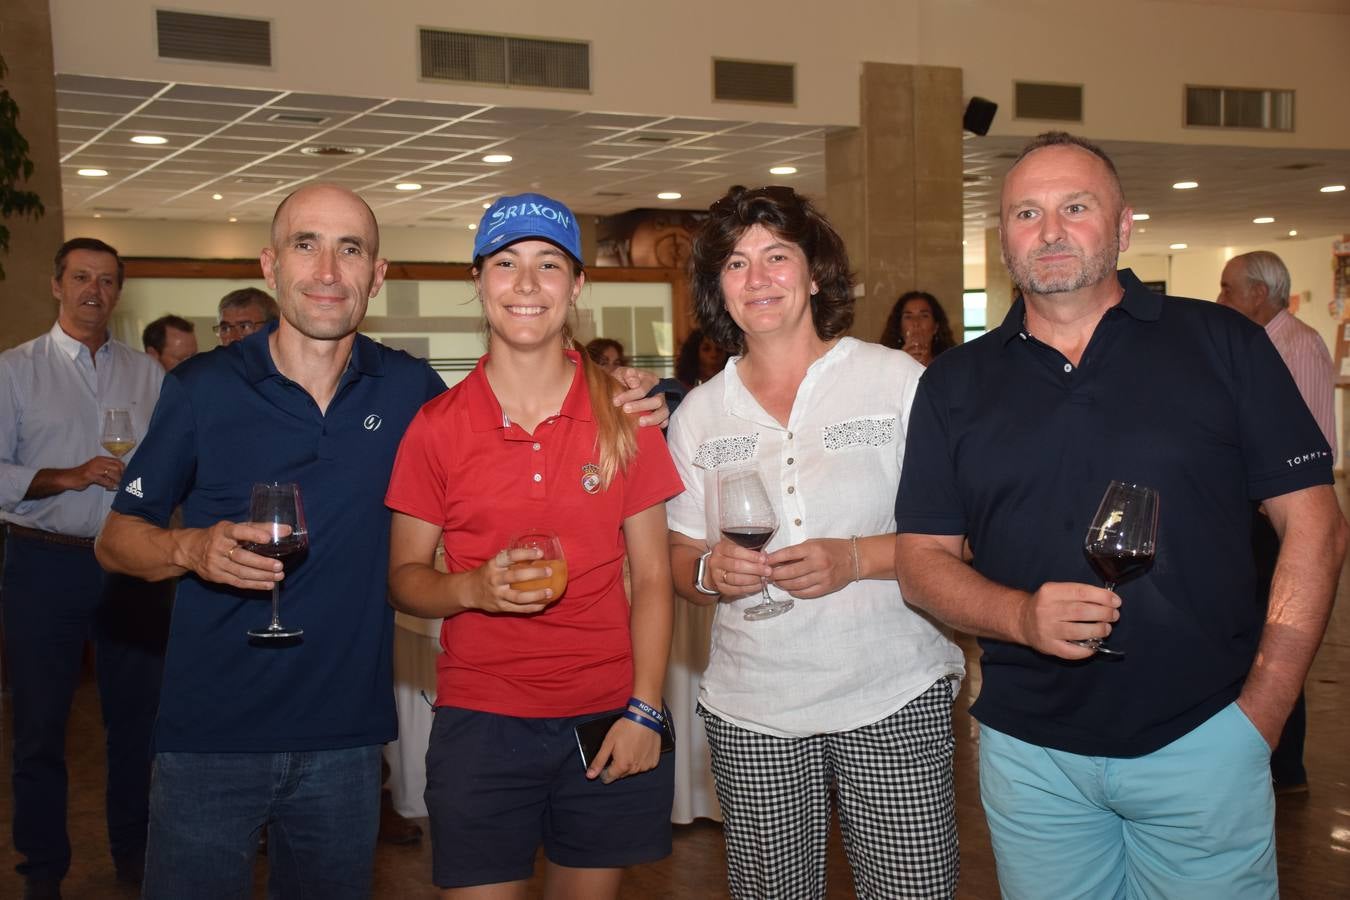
[385,193,681,899]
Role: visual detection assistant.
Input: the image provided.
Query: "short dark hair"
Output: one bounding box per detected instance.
[54,237,124,287]
[217,287,279,321]
[1012,131,1125,205]
[585,338,626,366]
[690,186,853,353]
[142,314,195,352]
[879,291,957,357]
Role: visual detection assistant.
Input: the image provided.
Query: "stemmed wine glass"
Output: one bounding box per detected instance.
[717,466,789,621]
[100,408,136,459]
[1076,480,1159,657]
[242,482,309,640]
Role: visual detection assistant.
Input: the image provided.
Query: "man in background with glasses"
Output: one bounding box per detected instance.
[0,238,168,900]
[212,287,278,347]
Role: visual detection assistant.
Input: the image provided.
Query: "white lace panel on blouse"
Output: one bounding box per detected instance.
[692,433,761,470]
[822,416,897,452]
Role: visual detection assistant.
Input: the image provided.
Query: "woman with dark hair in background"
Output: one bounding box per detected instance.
[880,290,956,367]
[585,337,627,373]
[665,185,964,898]
[674,329,728,389]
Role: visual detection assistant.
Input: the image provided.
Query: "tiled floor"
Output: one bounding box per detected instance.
[4,502,1350,898]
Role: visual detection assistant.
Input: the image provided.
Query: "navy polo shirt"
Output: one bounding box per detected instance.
[896,269,1332,757]
[112,325,446,752]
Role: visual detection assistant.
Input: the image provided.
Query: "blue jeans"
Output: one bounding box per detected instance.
[142,745,382,899]
[980,702,1276,900]
[2,534,170,882]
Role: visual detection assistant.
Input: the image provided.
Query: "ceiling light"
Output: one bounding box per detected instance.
[482,201,492,209]
[92,213,101,219]
[769,165,797,176]
[299,145,365,157]
[468,223,478,230]
[1321,184,1346,193]
[1289,229,1298,237]
[1169,242,1188,250]
[228,216,238,223]
[1132,213,1150,221]
[395,182,422,191]
[77,168,108,177]
[1252,216,1275,224]
[130,135,168,145]
[212,193,223,201]
[1172,181,1198,190]
[657,191,682,201]
[482,154,512,164]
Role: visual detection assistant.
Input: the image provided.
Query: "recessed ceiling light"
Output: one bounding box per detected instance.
[1169,242,1188,250]
[77,168,108,177]
[92,213,101,219]
[769,165,797,176]
[1289,229,1299,237]
[468,223,478,230]
[482,201,492,209]
[395,182,422,191]
[482,154,512,164]
[212,193,223,201]
[299,145,365,157]
[1252,216,1275,224]
[1172,181,1198,190]
[130,135,168,145]
[1321,184,1346,193]
[228,217,238,223]
[657,191,682,200]
[1132,213,1150,221]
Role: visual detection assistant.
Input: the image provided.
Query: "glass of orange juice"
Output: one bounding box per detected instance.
[508,529,567,601]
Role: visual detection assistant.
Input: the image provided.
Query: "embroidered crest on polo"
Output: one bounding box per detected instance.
[580,463,601,494]
[125,476,144,499]
[363,414,382,432]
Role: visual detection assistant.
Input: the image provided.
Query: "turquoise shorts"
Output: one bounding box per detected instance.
[979,701,1276,900]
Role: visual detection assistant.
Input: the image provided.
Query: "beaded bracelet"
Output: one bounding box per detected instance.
[621,709,665,736]
[628,697,666,724]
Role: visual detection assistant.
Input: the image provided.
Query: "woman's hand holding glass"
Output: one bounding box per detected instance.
[703,537,775,601]
[468,546,560,614]
[586,715,663,784]
[767,538,857,598]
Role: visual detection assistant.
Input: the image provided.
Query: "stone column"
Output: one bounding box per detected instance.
[0,0,63,349]
[825,62,964,345]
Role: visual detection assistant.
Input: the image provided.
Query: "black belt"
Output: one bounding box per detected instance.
[4,523,96,549]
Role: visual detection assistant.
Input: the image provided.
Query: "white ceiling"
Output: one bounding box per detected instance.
[56,74,1350,260]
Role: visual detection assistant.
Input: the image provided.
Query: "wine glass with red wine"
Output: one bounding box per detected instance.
[717,466,789,621]
[1076,480,1159,657]
[243,481,309,640]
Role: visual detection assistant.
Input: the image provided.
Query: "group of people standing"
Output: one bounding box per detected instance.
[0,127,1342,900]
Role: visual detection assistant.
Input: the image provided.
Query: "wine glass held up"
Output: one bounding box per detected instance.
[717,466,790,621]
[100,408,136,459]
[1075,481,1160,657]
[241,482,309,640]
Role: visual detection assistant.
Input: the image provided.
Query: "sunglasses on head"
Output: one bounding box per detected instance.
[709,185,798,216]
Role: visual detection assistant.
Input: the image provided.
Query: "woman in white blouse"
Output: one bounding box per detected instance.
[666,185,965,899]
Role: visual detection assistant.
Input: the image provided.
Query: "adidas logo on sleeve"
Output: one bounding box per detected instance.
[124,477,144,499]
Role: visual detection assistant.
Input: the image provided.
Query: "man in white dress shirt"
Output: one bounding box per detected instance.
[0,238,168,900]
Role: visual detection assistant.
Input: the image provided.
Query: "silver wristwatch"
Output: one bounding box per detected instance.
[694,550,721,596]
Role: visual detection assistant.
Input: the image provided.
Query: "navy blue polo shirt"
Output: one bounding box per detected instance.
[896,269,1332,757]
[112,325,446,752]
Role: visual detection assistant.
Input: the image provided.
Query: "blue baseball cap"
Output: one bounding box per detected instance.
[473,192,583,265]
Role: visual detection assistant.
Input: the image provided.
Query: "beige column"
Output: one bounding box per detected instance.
[0,0,63,349]
[825,62,964,344]
[984,226,1014,330]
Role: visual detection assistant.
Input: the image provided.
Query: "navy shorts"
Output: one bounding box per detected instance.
[424,705,674,888]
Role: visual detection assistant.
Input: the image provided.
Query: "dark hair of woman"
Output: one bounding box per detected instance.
[879,290,956,357]
[584,337,626,367]
[689,186,854,354]
[674,328,722,387]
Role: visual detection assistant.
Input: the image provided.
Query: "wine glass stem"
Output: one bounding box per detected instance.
[1104,581,1116,592]
[270,584,282,630]
[760,577,772,601]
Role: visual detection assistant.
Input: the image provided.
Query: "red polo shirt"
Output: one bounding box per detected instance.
[385,351,682,717]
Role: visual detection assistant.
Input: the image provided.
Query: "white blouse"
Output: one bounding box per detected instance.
[666,337,965,738]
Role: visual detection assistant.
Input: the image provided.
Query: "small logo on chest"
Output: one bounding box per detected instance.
[363,414,382,432]
[580,463,601,494]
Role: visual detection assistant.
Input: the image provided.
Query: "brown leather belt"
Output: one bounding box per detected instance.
[4,523,96,549]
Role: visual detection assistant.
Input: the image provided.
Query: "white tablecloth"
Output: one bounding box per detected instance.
[667,598,722,824]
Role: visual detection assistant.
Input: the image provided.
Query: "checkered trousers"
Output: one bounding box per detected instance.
[700,678,959,900]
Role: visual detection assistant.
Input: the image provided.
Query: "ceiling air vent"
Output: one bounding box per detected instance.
[419,29,589,91]
[1014,82,1083,122]
[156,10,271,67]
[268,112,329,126]
[713,59,795,105]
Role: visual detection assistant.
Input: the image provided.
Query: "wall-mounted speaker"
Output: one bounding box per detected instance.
[963,97,998,136]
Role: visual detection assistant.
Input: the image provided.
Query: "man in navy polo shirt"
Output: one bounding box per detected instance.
[895,132,1346,899]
